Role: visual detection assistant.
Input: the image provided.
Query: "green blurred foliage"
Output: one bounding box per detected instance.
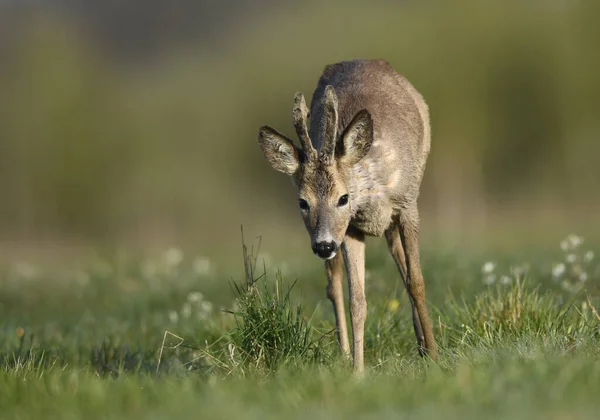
[1,1,599,254]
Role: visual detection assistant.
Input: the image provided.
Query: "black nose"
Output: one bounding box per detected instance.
[313,241,337,259]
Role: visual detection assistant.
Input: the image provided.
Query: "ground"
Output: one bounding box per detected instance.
[1,234,599,419]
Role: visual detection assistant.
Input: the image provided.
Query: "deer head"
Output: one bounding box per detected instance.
[258,86,374,259]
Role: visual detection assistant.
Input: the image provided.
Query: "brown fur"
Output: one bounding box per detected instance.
[258,59,437,373]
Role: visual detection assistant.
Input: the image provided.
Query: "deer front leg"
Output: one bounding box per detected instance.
[399,207,438,360]
[342,230,366,374]
[385,222,426,355]
[325,252,350,356]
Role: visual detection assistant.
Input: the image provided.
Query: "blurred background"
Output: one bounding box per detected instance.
[1,0,599,262]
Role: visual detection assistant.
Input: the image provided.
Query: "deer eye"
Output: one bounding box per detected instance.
[299,199,309,210]
[337,194,349,207]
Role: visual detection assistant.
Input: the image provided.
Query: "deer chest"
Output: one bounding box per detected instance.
[350,199,394,237]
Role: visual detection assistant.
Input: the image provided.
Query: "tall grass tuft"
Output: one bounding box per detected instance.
[211,232,332,376]
[1,332,60,376]
[445,278,600,349]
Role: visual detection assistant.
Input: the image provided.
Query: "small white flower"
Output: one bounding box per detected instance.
[193,257,211,275]
[196,300,213,321]
[566,254,577,263]
[187,291,204,303]
[483,274,496,285]
[510,264,529,279]
[482,261,496,274]
[560,240,570,252]
[168,310,179,323]
[567,234,584,249]
[552,263,566,279]
[579,272,588,283]
[500,275,512,285]
[584,251,594,263]
[200,301,213,313]
[181,303,192,319]
[165,248,183,267]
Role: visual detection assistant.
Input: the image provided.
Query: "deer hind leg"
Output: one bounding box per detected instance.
[385,220,426,355]
[398,206,438,360]
[325,252,350,356]
[342,230,367,374]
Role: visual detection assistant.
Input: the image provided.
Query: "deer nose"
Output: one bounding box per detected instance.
[313,241,337,259]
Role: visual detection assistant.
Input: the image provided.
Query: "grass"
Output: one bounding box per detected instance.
[1,234,599,419]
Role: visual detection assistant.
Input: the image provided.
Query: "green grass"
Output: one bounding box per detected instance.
[1,236,599,419]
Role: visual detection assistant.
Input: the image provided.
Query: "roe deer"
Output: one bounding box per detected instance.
[258,59,437,373]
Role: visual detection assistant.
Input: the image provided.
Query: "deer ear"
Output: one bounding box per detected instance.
[258,126,301,175]
[339,110,373,165]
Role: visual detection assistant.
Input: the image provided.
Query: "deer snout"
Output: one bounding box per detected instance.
[312,241,338,260]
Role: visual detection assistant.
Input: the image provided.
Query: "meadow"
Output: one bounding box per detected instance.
[1,233,599,419]
[2,2,600,419]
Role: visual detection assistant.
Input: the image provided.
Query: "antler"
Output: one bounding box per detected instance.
[319,85,338,165]
[293,93,316,160]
